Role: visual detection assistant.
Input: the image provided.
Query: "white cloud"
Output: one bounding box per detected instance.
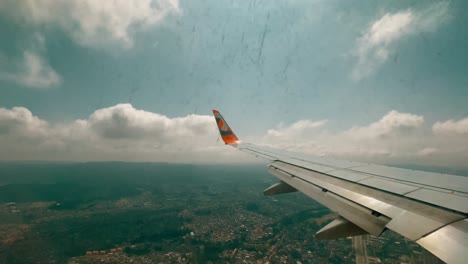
[0,50,62,89]
[417,147,438,156]
[261,111,425,159]
[1,104,468,168]
[352,2,450,80]
[433,118,468,136]
[0,106,49,138]
[261,120,328,155]
[344,110,424,139]
[261,110,468,168]
[266,120,327,138]
[0,104,249,163]
[84,104,216,144]
[0,0,180,48]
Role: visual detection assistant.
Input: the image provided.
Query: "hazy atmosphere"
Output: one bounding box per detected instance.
[1,0,468,168]
[0,2,466,264]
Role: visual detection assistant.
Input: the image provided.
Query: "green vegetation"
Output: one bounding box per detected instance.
[0,162,444,263]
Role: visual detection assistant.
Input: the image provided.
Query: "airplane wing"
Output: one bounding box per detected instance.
[212,109,468,264]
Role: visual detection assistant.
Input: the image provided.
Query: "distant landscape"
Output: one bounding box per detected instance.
[0,162,444,263]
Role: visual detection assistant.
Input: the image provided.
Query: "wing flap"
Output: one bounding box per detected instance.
[268,165,389,236]
[405,188,468,213]
[326,169,372,182]
[242,143,468,214]
[386,210,449,240]
[351,164,468,194]
[358,177,420,195]
[416,219,468,264]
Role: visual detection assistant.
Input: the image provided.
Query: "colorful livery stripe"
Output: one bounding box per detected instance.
[212,110,239,145]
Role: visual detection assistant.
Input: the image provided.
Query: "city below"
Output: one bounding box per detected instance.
[0,162,443,264]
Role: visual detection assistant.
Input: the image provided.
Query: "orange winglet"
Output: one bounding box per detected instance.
[212,110,240,145]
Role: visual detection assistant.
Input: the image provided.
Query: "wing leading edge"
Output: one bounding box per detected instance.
[212,110,468,264]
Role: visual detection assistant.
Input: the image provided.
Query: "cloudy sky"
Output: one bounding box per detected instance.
[0,0,467,168]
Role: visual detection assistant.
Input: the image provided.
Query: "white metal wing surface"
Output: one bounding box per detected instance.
[213,110,468,264]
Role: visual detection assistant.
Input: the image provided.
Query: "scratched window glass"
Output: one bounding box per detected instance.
[0,1,466,263]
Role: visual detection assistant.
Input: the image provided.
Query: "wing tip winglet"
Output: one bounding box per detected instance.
[212,109,240,145]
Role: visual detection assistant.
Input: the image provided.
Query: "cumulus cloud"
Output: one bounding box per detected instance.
[0,0,180,48]
[0,106,49,137]
[352,2,450,80]
[261,110,468,168]
[343,110,423,139]
[262,111,425,159]
[266,120,327,138]
[83,104,217,147]
[433,118,468,136]
[1,104,468,168]
[0,50,62,89]
[0,104,249,163]
[417,147,438,156]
